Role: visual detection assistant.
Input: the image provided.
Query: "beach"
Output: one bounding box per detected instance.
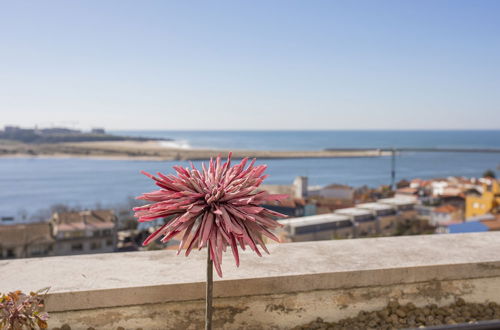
[0,140,386,161]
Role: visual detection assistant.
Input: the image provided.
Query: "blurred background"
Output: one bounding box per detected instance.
[1,0,499,257]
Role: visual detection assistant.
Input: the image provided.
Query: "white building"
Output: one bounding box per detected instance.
[279,214,354,241]
[377,197,417,222]
[334,208,377,236]
[356,203,399,234]
[308,184,355,200]
[0,222,54,259]
[50,210,117,256]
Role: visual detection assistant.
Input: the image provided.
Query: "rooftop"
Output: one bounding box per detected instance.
[334,207,373,216]
[278,213,350,227]
[52,210,116,232]
[323,183,354,190]
[482,217,500,231]
[356,202,394,211]
[433,204,459,214]
[447,221,489,233]
[0,222,53,247]
[396,187,419,194]
[378,197,416,206]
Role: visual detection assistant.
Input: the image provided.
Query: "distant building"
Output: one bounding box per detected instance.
[430,180,450,196]
[334,208,377,237]
[91,128,106,134]
[279,214,354,242]
[39,127,80,134]
[466,180,500,219]
[0,222,54,259]
[437,214,500,234]
[308,196,353,214]
[260,184,294,198]
[414,205,434,221]
[430,204,463,226]
[0,216,15,225]
[263,198,316,217]
[395,187,419,200]
[261,176,311,200]
[293,176,308,199]
[481,215,500,231]
[308,184,355,201]
[357,202,399,235]
[4,126,21,133]
[439,187,467,208]
[378,197,417,222]
[50,210,117,255]
[396,179,411,189]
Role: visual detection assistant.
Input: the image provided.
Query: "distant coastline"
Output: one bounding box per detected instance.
[0,140,387,161]
[0,125,171,144]
[3,129,500,161]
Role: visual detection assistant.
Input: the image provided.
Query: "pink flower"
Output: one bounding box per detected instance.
[134,153,288,277]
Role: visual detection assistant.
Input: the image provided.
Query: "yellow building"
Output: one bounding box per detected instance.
[466,180,500,219]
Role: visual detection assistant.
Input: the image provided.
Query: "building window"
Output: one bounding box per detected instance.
[71,243,83,251]
[106,239,114,247]
[65,231,85,238]
[29,244,47,257]
[6,249,15,258]
[90,242,102,250]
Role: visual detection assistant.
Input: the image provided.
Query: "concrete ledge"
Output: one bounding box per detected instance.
[3,233,500,329]
[2,232,500,312]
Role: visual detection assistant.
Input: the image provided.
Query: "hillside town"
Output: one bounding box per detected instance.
[1,172,499,260]
[0,125,166,143]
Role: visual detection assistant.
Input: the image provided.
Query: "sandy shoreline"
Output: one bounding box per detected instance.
[0,140,388,161]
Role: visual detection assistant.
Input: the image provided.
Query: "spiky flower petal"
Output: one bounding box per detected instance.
[134,153,287,277]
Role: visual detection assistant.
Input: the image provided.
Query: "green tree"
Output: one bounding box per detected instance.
[483,169,496,178]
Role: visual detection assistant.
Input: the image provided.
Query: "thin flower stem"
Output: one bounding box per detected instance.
[206,244,213,330]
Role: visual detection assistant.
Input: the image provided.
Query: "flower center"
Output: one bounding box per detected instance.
[204,187,223,205]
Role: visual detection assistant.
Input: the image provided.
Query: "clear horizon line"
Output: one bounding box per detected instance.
[110,128,500,132]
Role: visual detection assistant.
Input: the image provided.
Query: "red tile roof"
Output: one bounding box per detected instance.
[396,187,419,194]
[481,216,500,231]
[52,210,116,232]
[323,184,354,190]
[433,204,459,214]
[0,222,53,247]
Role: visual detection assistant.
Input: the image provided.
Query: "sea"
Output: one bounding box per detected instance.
[1,130,500,221]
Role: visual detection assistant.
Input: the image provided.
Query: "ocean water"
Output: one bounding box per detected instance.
[114,130,500,151]
[1,130,500,219]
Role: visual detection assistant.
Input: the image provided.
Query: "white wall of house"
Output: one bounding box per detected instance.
[430,212,452,226]
[309,186,354,200]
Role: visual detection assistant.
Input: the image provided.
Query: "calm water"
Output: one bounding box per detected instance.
[115,130,500,150]
[1,130,500,219]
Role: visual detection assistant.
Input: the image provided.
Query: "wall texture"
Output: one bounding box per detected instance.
[2,232,500,329]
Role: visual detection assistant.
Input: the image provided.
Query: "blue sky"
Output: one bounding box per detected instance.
[0,1,499,130]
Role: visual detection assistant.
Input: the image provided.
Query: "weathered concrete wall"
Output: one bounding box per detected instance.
[3,232,500,329]
[48,277,500,330]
